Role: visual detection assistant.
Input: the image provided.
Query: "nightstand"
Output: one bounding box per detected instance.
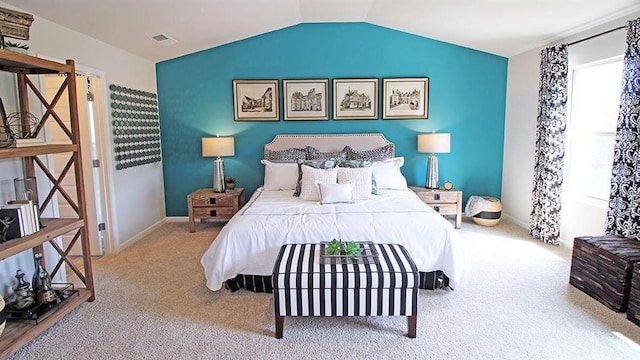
[187,188,246,232]
[409,186,462,229]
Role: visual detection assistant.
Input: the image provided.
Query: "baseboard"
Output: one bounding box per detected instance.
[502,212,572,249]
[164,216,188,222]
[118,218,168,251]
[502,212,528,229]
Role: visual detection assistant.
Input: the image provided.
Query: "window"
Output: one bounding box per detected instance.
[566,58,622,201]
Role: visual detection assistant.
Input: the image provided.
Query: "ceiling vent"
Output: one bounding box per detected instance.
[151,33,178,46]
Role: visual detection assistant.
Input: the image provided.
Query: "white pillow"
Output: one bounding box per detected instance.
[317,182,353,204]
[372,157,407,190]
[337,167,373,200]
[261,160,299,191]
[299,165,338,201]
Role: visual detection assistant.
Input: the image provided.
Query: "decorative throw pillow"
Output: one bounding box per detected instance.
[339,159,378,195]
[265,148,306,162]
[372,157,407,190]
[261,160,299,191]
[346,144,394,161]
[317,182,353,204]
[294,159,338,196]
[305,145,348,161]
[337,167,373,200]
[299,166,338,201]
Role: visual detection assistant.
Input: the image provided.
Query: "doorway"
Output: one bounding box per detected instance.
[42,71,109,256]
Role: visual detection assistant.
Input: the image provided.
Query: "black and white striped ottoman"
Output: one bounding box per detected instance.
[272,243,419,338]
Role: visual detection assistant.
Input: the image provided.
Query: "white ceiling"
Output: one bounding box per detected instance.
[5,0,640,62]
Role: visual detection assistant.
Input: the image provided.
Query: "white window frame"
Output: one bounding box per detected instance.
[564,55,622,207]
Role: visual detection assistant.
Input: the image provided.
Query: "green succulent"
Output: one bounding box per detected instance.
[342,241,363,257]
[3,40,29,50]
[326,238,342,255]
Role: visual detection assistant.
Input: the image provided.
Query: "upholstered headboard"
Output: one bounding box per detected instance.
[264,133,394,157]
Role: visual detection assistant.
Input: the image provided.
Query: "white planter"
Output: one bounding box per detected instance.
[5,47,28,54]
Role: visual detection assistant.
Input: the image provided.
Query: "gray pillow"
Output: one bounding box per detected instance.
[294,159,338,196]
[265,148,306,162]
[305,146,348,161]
[346,144,393,161]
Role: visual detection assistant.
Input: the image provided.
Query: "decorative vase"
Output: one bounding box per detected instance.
[12,270,35,310]
[226,182,236,190]
[33,253,57,305]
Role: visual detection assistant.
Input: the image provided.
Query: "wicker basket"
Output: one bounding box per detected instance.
[472,197,502,226]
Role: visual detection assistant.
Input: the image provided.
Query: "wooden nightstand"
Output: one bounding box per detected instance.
[187,188,246,232]
[409,186,462,229]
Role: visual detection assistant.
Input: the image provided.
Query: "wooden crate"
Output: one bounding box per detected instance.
[569,235,640,312]
[627,262,640,326]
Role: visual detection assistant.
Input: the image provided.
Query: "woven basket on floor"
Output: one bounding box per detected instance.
[472,197,502,226]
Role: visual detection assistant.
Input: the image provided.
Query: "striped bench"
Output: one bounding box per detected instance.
[272,243,419,338]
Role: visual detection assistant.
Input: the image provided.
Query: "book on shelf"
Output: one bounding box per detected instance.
[2,201,39,237]
[0,207,24,240]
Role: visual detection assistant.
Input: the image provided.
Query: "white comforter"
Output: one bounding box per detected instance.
[201,188,468,291]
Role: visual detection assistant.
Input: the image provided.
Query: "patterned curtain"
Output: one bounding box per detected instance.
[606,19,640,240]
[530,45,568,245]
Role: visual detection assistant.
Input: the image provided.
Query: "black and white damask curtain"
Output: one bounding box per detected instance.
[606,19,640,240]
[530,45,568,245]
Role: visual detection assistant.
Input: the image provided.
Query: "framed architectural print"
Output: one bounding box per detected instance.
[333,78,378,120]
[382,78,429,119]
[233,79,279,121]
[283,79,329,120]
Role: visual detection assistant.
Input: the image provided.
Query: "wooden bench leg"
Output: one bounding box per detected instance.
[275,315,284,339]
[407,315,416,338]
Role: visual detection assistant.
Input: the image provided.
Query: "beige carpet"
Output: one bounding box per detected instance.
[8,218,640,359]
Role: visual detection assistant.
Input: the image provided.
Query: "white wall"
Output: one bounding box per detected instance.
[502,11,640,244]
[0,2,165,294]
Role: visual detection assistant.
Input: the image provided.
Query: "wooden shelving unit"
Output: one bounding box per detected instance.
[0,49,95,359]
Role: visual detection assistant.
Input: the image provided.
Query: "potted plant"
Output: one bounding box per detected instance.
[3,40,29,54]
[225,177,236,190]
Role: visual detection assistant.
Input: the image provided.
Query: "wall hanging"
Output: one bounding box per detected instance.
[109,84,161,170]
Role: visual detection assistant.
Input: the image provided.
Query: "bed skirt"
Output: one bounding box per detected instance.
[225,271,451,293]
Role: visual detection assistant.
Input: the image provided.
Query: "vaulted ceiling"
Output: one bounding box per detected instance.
[5,0,640,62]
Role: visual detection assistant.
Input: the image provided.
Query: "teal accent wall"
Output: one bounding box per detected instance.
[157,23,507,216]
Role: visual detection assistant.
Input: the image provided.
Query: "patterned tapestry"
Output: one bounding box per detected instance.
[109,84,161,170]
[606,18,640,240]
[530,45,568,245]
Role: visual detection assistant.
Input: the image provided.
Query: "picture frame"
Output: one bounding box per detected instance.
[333,78,378,120]
[283,79,329,120]
[382,77,429,119]
[232,79,279,121]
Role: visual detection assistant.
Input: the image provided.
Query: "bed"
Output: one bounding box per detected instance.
[201,133,468,292]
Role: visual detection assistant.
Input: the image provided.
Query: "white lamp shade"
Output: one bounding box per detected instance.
[202,137,235,157]
[418,133,450,153]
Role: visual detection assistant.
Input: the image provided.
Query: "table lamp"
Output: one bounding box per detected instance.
[418,132,450,189]
[202,136,235,192]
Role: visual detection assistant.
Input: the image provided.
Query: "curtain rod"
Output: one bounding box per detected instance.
[567,25,625,46]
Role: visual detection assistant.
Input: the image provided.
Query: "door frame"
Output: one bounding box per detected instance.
[36,54,118,255]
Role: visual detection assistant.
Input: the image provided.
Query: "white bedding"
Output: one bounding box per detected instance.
[201,188,468,291]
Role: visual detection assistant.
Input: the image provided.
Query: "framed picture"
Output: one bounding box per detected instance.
[283,79,329,120]
[382,78,429,119]
[333,78,378,120]
[233,79,279,121]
